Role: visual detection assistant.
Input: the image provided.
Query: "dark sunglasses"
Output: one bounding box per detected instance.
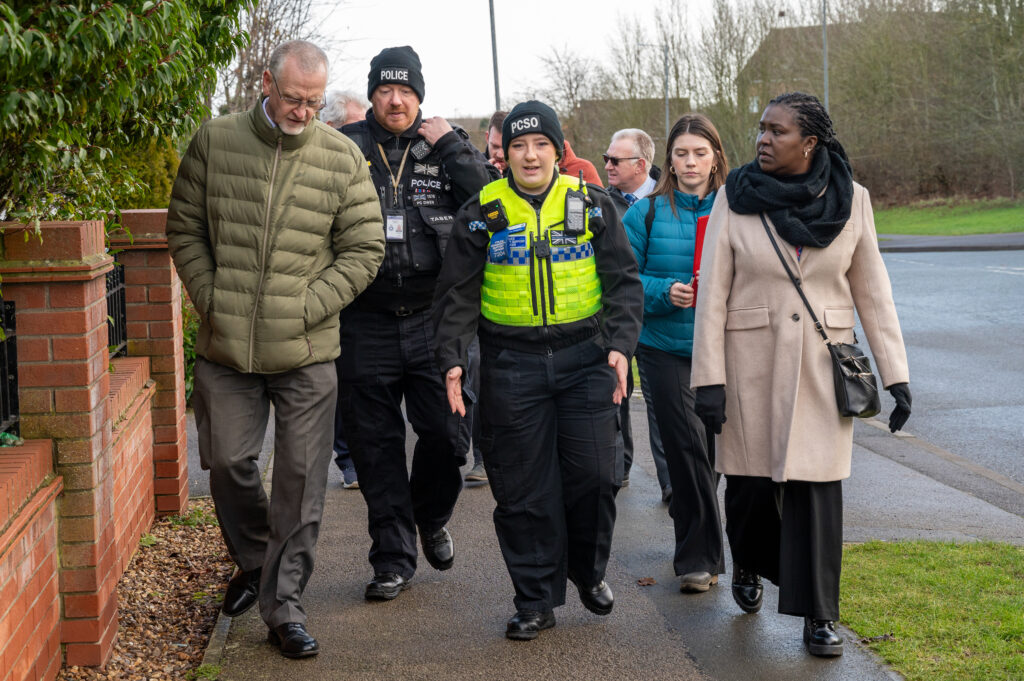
[603,154,640,166]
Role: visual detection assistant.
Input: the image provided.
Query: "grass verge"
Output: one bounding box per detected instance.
[873,197,1024,235]
[841,540,1024,681]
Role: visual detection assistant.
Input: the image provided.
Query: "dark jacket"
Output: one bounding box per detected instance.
[167,101,385,374]
[432,175,643,373]
[341,111,497,314]
[607,164,663,220]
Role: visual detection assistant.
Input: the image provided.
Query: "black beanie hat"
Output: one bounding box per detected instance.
[368,46,425,102]
[502,101,564,159]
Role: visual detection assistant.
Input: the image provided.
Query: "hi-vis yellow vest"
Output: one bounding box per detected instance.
[478,175,603,326]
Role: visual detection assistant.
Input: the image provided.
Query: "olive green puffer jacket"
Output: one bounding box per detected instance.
[167,101,385,374]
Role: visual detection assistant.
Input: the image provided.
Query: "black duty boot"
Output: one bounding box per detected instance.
[803,617,844,657]
[505,610,556,641]
[731,566,763,614]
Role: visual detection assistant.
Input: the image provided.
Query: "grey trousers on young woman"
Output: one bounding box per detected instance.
[192,356,337,628]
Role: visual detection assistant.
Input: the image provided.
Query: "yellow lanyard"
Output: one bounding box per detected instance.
[376,142,412,207]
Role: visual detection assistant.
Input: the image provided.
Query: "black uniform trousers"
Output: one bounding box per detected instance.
[724,475,843,621]
[478,338,620,613]
[338,307,465,580]
[635,345,724,576]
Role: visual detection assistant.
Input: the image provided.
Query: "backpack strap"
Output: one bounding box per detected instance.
[644,196,657,239]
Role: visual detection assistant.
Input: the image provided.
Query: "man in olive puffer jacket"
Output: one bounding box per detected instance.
[167,40,385,659]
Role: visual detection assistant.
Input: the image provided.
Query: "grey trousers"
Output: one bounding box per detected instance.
[192,356,336,628]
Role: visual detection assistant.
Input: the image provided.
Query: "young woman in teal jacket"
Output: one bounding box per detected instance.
[622,113,729,593]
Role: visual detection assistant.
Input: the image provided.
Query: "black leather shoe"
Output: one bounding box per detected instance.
[731,566,763,614]
[365,572,410,601]
[569,575,614,616]
[505,610,556,640]
[420,527,454,571]
[803,618,844,656]
[268,622,319,658]
[222,567,260,617]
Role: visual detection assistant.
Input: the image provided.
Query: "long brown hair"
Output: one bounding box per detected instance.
[651,113,729,216]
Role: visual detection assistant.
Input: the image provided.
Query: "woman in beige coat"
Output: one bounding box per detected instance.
[691,92,912,657]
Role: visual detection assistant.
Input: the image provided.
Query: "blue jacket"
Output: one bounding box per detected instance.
[623,189,716,356]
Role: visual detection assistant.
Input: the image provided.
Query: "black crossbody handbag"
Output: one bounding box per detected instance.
[760,214,881,418]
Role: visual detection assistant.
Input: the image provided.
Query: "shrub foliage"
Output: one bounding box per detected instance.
[0,0,249,228]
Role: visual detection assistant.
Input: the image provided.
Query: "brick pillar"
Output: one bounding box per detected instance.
[0,220,118,666]
[108,210,188,516]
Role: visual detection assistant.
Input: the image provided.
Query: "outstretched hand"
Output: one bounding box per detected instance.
[445,366,466,417]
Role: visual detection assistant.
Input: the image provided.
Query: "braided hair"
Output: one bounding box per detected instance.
[769,92,849,165]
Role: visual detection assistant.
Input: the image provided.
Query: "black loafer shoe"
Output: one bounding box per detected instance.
[222,567,261,617]
[268,622,319,659]
[731,566,763,614]
[804,618,844,657]
[505,610,556,640]
[569,575,614,616]
[365,572,410,601]
[420,527,454,571]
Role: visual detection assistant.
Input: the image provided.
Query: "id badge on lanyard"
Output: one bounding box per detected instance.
[385,210,406,242]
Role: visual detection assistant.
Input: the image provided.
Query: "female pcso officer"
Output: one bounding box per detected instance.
[432,100,643,641]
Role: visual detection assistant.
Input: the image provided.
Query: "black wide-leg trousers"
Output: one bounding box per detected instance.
[478,338,620,612]
[724,475,843,621]
[635,345,723,576]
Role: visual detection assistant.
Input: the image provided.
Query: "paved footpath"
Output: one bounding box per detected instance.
[205,233,1024,680]
[203,402,1024,681]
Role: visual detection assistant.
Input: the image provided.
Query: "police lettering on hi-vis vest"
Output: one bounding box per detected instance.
[335,46,496,606]
[432,100,642,642]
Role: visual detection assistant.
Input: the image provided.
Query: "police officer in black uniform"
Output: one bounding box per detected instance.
[338,46,497,601]
[433,101,643,640]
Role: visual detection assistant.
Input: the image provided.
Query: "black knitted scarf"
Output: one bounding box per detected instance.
[725,148,853,248]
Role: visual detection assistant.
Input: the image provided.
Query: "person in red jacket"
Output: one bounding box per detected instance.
[560,139,603,186]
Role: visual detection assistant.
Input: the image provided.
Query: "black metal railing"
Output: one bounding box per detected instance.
[1,298,18,436]
[106,259,128,358]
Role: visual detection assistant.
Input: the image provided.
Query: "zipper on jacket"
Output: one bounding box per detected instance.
[248,138,282,371]
[534,206,548,326]
[528,232,539,316]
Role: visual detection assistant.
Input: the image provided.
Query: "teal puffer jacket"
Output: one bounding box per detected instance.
[623,190,715,356]
[167,101,385,374]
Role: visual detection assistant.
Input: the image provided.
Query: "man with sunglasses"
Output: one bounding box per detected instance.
[337,46,497,604]
[604,128,659,217]
[167,40,385,659]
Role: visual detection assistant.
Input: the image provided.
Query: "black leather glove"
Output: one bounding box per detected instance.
[694,384,727,435]
[888,382,912,433]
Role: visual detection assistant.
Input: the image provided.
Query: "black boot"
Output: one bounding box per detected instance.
[803,617,844,657]
[731,566,763,614]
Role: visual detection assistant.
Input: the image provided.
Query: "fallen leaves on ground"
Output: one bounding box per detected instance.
[58,498,234,681]
[637,577,657,586]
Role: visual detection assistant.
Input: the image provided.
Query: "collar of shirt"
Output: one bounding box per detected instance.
[632,175,657,200]
[262,97,276,128]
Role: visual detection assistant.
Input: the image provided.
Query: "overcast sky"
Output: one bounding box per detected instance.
[316,0,713,119]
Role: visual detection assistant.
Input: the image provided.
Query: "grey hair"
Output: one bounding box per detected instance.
[268,40,329,78]
[611,128,655,167]
[321,90,369,125]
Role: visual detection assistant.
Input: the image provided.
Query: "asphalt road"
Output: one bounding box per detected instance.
[869,250,1024,486]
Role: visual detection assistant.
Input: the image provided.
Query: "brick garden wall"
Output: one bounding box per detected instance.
[0,215,188,673]
[0,441,63,681]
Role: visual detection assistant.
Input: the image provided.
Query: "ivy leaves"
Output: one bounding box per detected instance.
[0,0,250,228]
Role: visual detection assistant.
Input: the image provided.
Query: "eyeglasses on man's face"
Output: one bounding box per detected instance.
[271,72,326,112]
[603,154,641,166]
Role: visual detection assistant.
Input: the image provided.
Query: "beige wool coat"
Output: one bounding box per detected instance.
[691,182,909,482]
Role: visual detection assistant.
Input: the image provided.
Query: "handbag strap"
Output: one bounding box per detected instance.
[759,213,832,344]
